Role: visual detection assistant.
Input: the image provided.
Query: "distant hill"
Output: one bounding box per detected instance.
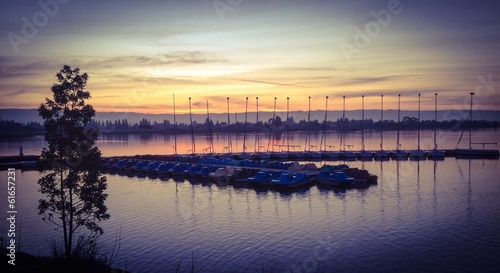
[1,108,500,125]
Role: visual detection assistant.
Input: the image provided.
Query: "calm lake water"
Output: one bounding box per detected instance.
[1,129,499,156]
[1,131,499,272]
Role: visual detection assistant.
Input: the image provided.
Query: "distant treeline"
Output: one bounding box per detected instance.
[1,115,498,137]
[0,119,45,137]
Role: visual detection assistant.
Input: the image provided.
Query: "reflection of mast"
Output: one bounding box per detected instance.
[433,159,437,218]
[467,159,472,221]
[396,160,401,220]
[174,176,179,211]
[273,191,279,219]
[208,185,214,223]
[190,184,197,227]
[416,160,421,216]
[228,187,234,225]
[379,158,385,219]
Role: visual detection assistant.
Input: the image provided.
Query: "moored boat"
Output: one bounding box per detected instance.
[226,168,258,184]
[145,161,160,173]
[392,149,408,159]
[455,93,499,158]
[357,150,373,159]
[342,168,378,184]
[194,166,212,179]
[410,149,426,159]
[247,170,282,187]
[209,167,229,182]
[168,163,187,176]
[340,150,357,160]
[456,148,499,157]
[321,150,341,159]
[271,172,311,188]
[155,162,172,175]
[129,161,146,172]
[375,149,390,159]
[428,149,445,158]
[315,170,355,187]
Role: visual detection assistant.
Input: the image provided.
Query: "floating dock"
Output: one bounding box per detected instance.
[0,155,38,170]
[1,148,499,171]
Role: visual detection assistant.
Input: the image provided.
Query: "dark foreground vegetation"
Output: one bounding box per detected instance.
[0,249,128,273]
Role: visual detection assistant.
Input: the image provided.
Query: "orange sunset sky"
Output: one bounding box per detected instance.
[1,0,499,115]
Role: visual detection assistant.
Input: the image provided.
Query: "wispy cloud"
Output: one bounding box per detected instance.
[337,76,406,86]
[223,77,309,88]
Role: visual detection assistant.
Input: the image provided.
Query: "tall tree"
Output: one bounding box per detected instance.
[37,65,109,259]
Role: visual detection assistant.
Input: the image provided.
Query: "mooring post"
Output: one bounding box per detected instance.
[19,145,24,157]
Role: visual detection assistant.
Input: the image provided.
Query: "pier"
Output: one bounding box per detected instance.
[0,155,38,170]
[1,148,499,171]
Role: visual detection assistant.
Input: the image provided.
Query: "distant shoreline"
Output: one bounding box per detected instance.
[1,126,498,139]
[2,108,500,124]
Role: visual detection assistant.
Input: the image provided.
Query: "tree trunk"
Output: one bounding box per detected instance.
[61,170,69,259]
[68,184,74,259]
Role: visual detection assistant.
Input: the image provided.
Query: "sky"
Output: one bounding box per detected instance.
[1,0,500,115]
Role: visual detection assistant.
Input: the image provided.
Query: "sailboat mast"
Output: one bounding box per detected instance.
[469,92,474,149]
[342,95,346,151]
[320,96,329,151]
[397,94,401,150]
[189,97,196,154]
[206,100,214,153]
[227,97,232,153]
[305,96,311,151]
[418,93,421,150]
[268,97,277,152]
[173,94,177,154]
[255,97,259,152]
[434,93,437,149]
[362,95,365,151]
[243,97,248,152]
[286,97,290,153]
[381,94,384,150]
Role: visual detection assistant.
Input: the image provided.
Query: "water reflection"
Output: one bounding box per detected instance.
[3,130,499,157]
[433,159,437,221]
[2,156,500,273]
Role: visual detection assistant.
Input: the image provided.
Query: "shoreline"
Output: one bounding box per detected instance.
[0,249,129,273]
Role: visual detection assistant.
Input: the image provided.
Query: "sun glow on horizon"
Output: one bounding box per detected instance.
[1,1,499,115]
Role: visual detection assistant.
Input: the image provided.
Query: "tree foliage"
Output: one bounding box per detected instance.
[37,65,109,259]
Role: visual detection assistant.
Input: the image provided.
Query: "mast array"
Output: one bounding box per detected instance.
[158,94,497,158]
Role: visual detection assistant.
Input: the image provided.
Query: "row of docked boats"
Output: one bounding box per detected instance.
[100,155,378,189]
[220,148,447,161]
